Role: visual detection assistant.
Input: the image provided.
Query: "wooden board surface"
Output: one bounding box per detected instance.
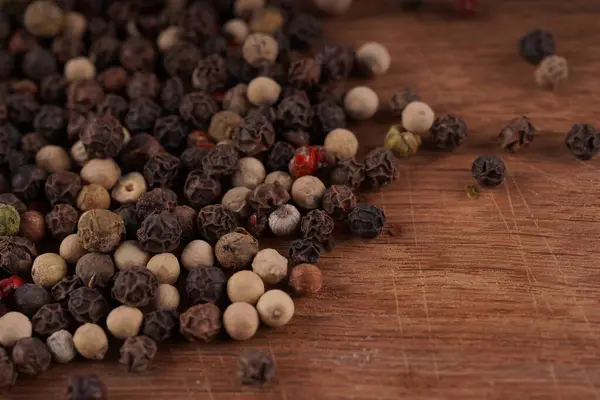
[10,1,600,399]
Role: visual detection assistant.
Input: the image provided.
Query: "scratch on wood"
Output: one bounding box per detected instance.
[196,348,215,400]
[548,363,561,400]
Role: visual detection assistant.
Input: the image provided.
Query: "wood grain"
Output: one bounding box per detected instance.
[9,1,600,399]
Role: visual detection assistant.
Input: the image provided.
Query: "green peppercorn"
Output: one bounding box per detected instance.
[384,125,421,157]
[0,204,21,236]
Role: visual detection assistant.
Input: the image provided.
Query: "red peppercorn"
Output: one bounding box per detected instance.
[288,146,329,178]
[187,130,215,149]
[0,275,24,298]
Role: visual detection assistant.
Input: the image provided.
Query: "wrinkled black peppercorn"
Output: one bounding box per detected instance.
[137,211,182,253]
[347,204,386,238]
[33,105,66,141]
[312,101,346,139]
[276,95,313,131]
[565,123,600,161]
[233,114,276,156]
[125,97,162,133]
[46,204,79,241]
[248,183,291,214]
[115,205,141,240]
[192,54,228,92]
[32,303,71,336]
[163,42,202,78]
[96,94,129,121]
[11,165,47,202]
[143,152,181,188]
[179,92,219,130]
[317,44,355,83]
[180,147,209,172]
[119,335,158,373]
[430,114,468,150]
[0,236,37,276]
[363,148,397,188]
[51,275,83,303]
[121,133,164,172]
[237,348,276,386]
[12,283,51,316]
[202,143,239,177]
[161,77,186,114]
[471,156,507,187]
[519,29,555,65]
[112,266,159,307]
[67,287,109,324]
[322,185,357,219]
[153,115,187,152]
[45,171,83,206]
[135,187,177,221]
[196,205,237,243]
[267,141,295,171]
[67,374,107,400]
[287,13,323,50]
[186,266,226,305]
[143,310,179,343]
[499,116,536,153]
[11,337,51,376]
[289,238,321,265]
[184,170,222,208]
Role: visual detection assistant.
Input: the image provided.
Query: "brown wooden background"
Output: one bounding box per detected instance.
[10,0,600,398]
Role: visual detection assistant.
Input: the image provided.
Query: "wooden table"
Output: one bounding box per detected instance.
[11,1,600,399]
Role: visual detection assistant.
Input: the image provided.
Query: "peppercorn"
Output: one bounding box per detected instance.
[119,335,157,373]
[233,114,276,156]
[384,126,421,157]
[77,209,125,253]
[0,204,20,237]
[31,253,67,289]
[108,173,147,205]
[143,152,181,188]
[121,133,164,172]
[180,148,209,173]
[58,235,87,266]
[64,57,96,82]
[565,124,600,160]
[499,116,535,153]
[289,175,325,210]
[154,284,180,311]
[51,275,82,303]
[317,44,354,83]
[75,253,115,289]
[323,128,358,160]
[143,310,178,342]
[105,305,144,340]
[45,204,78,241]
[98,67,128,93]
[67,79,105,112]
[348,203,386,238]
[162,42,202,78]
[0,195,26,216]
[429,114,468,150]
[80,116,125,159]
[67,374,107,400]
[181,240,214,271]
[224,18,249,44]
[289,263,323,296]
[183,170,222,208]
[248,182,291,214]
[31,303,70,336]
[33,105,66,142]
[111,266,158,308]
[125,97,162,133]
[289,238,321,265]
[256,289,294,328]
[401,101,435,134]
[6,93,40,129]
[67,111,89,142]
[12,283,51,316]
[80,158,122,191]
[88,35,120,70]
[0,312,32,348]
[75,183,111,213]
[150,116,186,154]
[23,0,64,37]
[356,42,390,76]
[364,147,397,188]
[246,76,282,107]
[46,330,76,364]
[329,158,364,190]
[223,302,260,341]
[196,204,237,243]
[312,101,347,140]
[21,132,48,156]
[137,211,182,253]
[322,185,356,219]
[12,337,51,376]
[186,266,226,305]
[19,210,45,243]
[157,26,181,52]
[215,228,259,270]
[471,156,507,187]
[112,241,148,272]
[35,146,69,174]
[44,171,82,206]
[519,29,555,65]
[179,92,219,130]
[224,84,251,116]
[0,347,17,391]
[180,303,222,343]
[73,323,108,360]
[67,287,109,324]
[191,54,228,93]
[534,55,568,90]
[276,94,313,131]
[135,187,177,221]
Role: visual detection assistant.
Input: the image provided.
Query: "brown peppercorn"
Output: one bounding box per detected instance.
[390,88,420,117]
[248,183,290,214]
[180,148,209,172]
[0,193,27,214]
[77,209,125,253]
[142,310,178,343]
[318,44,354,82]
[81,116,125,159]
[363,147,397,188]
[173,205,197,243]
[46,204,79,241]
[430,114,468,150]
[348,203,386,238]
[112,266,159,308]
[237,348,275,386]
[192,54,228,92]
[330,158,365,189]
[300,210,334,243]
[6,92,40,129]
[288,58,321,88]
[120,37,156,72]
[31,303,70,336]
[119,336,157,373]
[223,83,250,116]
[13,283,51,316]
[287,12,322,50]
[162,42,202,78]
[215,228,259,270]
[289,238,321,265]
[153,115,187,153]
[289,264,323,296]
[67,111,90,142]
[179,303,221,343]
[0,236,36,275]
[45,171,82,206]
[125,97,162,133]
[143,152,181,188]
[499,116,535,153]
[98,66,128,93]
[51,275,82,303]
[127,72,160,100]
[0,347,17,391]
[11,337,51,376]
[67,79,105,112]
[39,74,66,105]
[202,143,239,177]
[322,185,356,218]
[276,94,313,131]
[89,35,120,69]
[68,287,109,324]
[186,266,226,305]
[20,210,46,242]
[179,92,219,129]
[120,133,164,172]
[196,205,237,243]
[67,374,107,400]
[184,170,222,208]
[137,211,182,253]
[135,187,177,221]
[75,253,115,288]
[77,184,111,212]
[233,114,276,156]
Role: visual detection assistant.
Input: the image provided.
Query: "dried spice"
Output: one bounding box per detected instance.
[44,171,83,206]
[289,264,323,296]
[153,115,187,152]
[180,2,217,44]
[287,13,323,50]
[143,152,181,188]
[89,35,120,69]
[163,42,202,78]
[534,55,568,90]
[137,210,182,253]
[202,35,229,57]
[22,47,58,82]
[20,210,46,242]
[68,287,109,324]
[232,114,275,156]
[184,170,222,208]
[77,209,125,253]
[565,123,600,160]
[344,86,379,121]
[125,97,162,133]
[96,94,129,121]
[4,166,39,202]
[51,275,82,303]
[113,205,139,240]
[248,183,291,214]
[135,188,177,221]
[112,266,159,308]
[179,303,222,343]
[186,266,226,305]
[39,74,67,105]
[12,283,51,316]
[0,193,27,214]
[7,93,40,129]
[318,44,354,82]
[322,185,356,218]
[98,67,128,93]
[289,238,321,265]
[121,133,164,172]
[196,204,237,243]
[348,204,386,238]
[430,114,468,150]
[276,95,313,131]
[499,116,535,153]
[267,141,295,172]
[46,204,79,241]
[172,205,197,243]
[471,156,507,187]
[75,253,115,289]
[52,36,85,64]
[288,58,321,88]
[180,148,209,172]
[179,92,219,130]
[390,88,420,117]
[0,237,37,276]
[127,72,160,100]
[384,126,421,158]
[192,54,228,92]
[21,132,48,155]
[363,147,397,188]
[33,105,66,141]
[11,337,51,376]
[67,374,107,400]
[32,303,70,336]
[202,143,240,177]
[237,348,276,386]
[119,336,157,373]
[67,79,105,112]
[313,101,347,139]
[120,37,156,72]
[246,212,269,238]
[519,29,555,65]
[67,111,89,142]
[143,310,178,343]
[300,209,334,243]
[0,347,17,391]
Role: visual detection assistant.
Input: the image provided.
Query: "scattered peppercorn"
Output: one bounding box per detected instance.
[67,374,107,400]
[348,204,386,238]
[119,335,158,373]
[363,147,397,188]
[384,126,421,157]
[519,29,555,65]
[430,114,468,150]
[499,116,536,153]
[289,238,321,265]
[51,275,82,303]
[330,158,365,189]
[237,347,276,385]
[180,303,222,343]
[471,156,507,187]
[186,266,227,305]
[289,264,323,296]
[565,123,600,160]
[534,55,568,90]
[11,337,51,376]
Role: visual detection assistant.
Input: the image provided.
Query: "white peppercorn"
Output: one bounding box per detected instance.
[70,140,89,167]
[252,248,288,284]
[24,0,65,38]
[268,204,300,236]
[147,253,180,285]
[535,55,568,90]
[291,176,326,210]
[356,42,391,76]
[0,312,32,348]
[76,184,111,212]
[153,283,180,311]
[80,158,121,190]
[208,110,243,143]
[402,101,435,134]
[223,302,260,341]
[234,0,266,18]
[232,157,266,189]
[106,306,144,340]
[59,234,88,264]
[157,26,181,52]
[46,330,76,363]
[215,229,259,269]
[313,0,353,14]
[247,77,281,106]
[223,84,250,116]
[64,57,97,82]
[64,12,87,37]
[73,323,108,360]
[256,289,294,328]
[222,187,252,218]
[36,145,72,173]
[111,172,147,204]
[344,86,379,120]
[113,240,150,270]
[181,240,214,270]
[223,18,249,44]
[227,270,265,305]
[264,171,293,192]
[249,7,284,34]
[324,128,358,160]
[31,253,68,288]
[242,33,279,67]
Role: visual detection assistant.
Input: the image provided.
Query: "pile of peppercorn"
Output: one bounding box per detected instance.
[0,0,401,393]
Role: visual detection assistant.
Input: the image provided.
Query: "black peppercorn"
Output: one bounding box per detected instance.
[300,209,334,243]
[51,275,82,303]
[0,236,37,276]
[0,122,21,148]
[67,111,90,142]
[32,303,71,336]
[125,97,162,133]
[127,72,160,100]
[347,204,386,238]
[499,116,536,153]
[0,49,14,80]
[0,193,27,214]
[45,171,82,206]
[6,92,40,129]
[89,35,121,69]
[202,143,239,177]
[519,29,555,65]
[39,74,67,105]
[179,92,219,130]
[5,149,30,175]
[318,44,355,83]
[180,303,221,343]
[180,147,209,172]
[237,348,276,386]
[312,101,346,139]
[180,3,217,44]
[161,77,186,114]
[81,116,125,159]
[137,210,182,253]
[143,310,179,343]
[267,141,295,171]
[121,133,164,172]
[390,88,420,117]
[21,132,48,155]
[233,114,276,156]
[227,52,259,84]
[276,95,313,131]
[163,42,202,78]
[153,115,187,152]
[287,13,323,50]
[202,35,229,57]
[11,337,51,376]
[363,148,397,188]
[143,152,181,188]
[51,35,85,64]
[565,123,600,160]
[289,238,321,265]
[196,204,237,243]
[0,347,17,391]
[246,212,269,238]
[119,335,158,373]
[288,58,321,89]
[68,287,109,324]
[33,105,66,141]
[192,54,228,92]
[114,205,141,240]
[248,183,291,214]
[12,283,52,316]
[322,185,356,219]
[430,114,468,150]
[120,37,156,72]
[46,204,79,241]
[12,165,47,202]
[184,170,222,208]
[96,94,129,121]
[186,266,226,305]
[471,156,507,187]
[67,374,107,400]
[22,47,58,82]
[67,79,105,112]
[135,187,178,221]
[112,266,159,308]
[76,253,115,289]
